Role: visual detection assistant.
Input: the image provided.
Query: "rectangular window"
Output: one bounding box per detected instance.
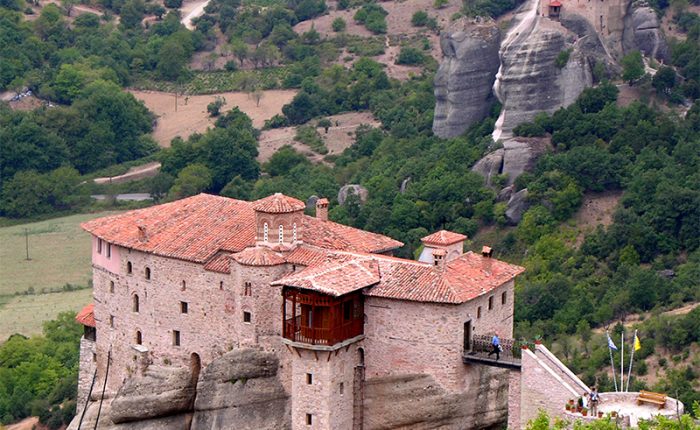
[306,414,312,425]
[488,296,493,310]
[339,382,344,395]
[173,330,181,346]
[501,291,507,305]
[343,301,352,321]
[306,373,313,384]
[97,239,102,254]
[109,315,115,328]
[181,302,188,314]
[244,282,252,296]
[477,306,482,318]
[243,311,251,323]
[106,243,111,259]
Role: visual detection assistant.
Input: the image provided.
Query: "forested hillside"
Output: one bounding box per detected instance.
[1,0,699,425]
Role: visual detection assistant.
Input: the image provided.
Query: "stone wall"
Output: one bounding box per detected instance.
[289,344,362,429]
[507,369,522,430]
[77,336,97,416]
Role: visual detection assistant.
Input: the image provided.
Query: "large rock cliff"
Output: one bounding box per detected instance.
[433,19,501,138]
[623,1,669,62]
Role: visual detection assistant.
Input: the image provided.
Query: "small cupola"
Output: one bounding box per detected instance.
[252,193,306,248]
[418,229,467,264]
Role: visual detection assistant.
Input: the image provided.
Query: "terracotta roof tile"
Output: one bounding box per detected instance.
[316,198,329,205]
[272,256,380,296]
[203,253,232,273]
[232,247,286,266]
[82,194,402,263]
[285,245,329,267]
[252,193,306,214]
[421,230,467,246]
[76,303,95,327]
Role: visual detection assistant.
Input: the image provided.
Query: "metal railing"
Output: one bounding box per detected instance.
[464,335,524,367]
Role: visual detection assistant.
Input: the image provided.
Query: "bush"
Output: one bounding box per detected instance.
[332,17,346,32]
[396,47,425,65]
[224,60,237,71]
[434,0,448,8]
[163,0,182,8]
[295,125,328,154]
[207,97,226,116]
[411,10,429,26]
[555,48,572,68]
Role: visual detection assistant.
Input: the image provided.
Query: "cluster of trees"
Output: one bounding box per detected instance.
[0,312,82,427]
[526,407,700,430]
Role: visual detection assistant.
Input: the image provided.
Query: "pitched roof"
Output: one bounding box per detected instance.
[203,252,232,273]
[76,303,95,327]
[252,193,306,214]
[232,247,286,266]
[421,230,467,246]
[82,194,402,264]
[272,256,380,296]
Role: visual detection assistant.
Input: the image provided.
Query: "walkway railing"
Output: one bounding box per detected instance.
[463,335,524,369]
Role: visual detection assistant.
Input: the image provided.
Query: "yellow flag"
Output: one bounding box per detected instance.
[634,334,641,351]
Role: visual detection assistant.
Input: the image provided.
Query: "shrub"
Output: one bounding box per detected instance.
[434,0,448,8]
[411,10,429,26]
[224,60,237,71]
[295,125,328,154]
[207,97,226,117]
[396,47,425,65]
[163,0,182,8]
[332,17,346,32]
[555,48,572,68]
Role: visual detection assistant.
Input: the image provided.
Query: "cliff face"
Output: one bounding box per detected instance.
[623,2,669,62]
[433,19,501,138]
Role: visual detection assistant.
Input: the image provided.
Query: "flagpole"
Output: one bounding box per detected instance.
[626,330,637,392]
[621,331,624,392]
[608,331,618,392]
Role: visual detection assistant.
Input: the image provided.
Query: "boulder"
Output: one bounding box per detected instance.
[306,195,319,210]
[338,184,368,205]
[501,138,551,185]
[497,185,515,202]
[471,149,504,187]
[110,366,196,424]
[433,19,501,138]
[623,4,669,62]
[505,189,530,225]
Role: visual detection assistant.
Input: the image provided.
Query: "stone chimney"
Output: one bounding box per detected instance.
[432,248,446,269]
[315,198,329,221]
[482,245,493,274]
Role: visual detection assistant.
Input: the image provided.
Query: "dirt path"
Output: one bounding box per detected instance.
[6,417,39,430]
[257,111,380,163]
[93,162,161,184]
[129,89,297,147]
[180,0,211,30]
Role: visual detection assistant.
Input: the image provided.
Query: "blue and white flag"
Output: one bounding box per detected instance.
[607,332,618,350]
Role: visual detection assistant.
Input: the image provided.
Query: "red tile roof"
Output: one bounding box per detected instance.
[272,256,380,296]
[316,198,329,205]
[285,245,329,267]
[550,1,562,6]
[232,247,286,266]
[76,303,95,327]
[203,252,232,273]
[82,194,402,264]
[421,230,467,246]
[252,193,306,214]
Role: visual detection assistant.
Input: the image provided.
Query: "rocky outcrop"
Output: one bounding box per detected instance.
[68,349,290,430]
[363,369,510,429]
[623,2,669,62]
[472,149,505,187]
[505,189,530,225]
[433,19,501,138]
[472,138,551,187]
[338,184,368,205]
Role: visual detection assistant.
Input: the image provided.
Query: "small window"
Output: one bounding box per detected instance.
[136,331,142,345]
[293,223,297,241]
[244,282,252,296]
[477,306,482,319]
[488,296,493,310]
[181,301,188,314]
[133,295,140,313]
[339,382,344,395]
[127,261,132,274]
[93,352,97,362]
[501,291,507,305]
[279,225,284,243]
[243,311,251,323]
[109,281,115,293]
[263,223,269,241]
[109,315,115,328]
[106,243,111,259]
[306,373,313,384]
[343,301,352,321]
[306,414,312,426]
[181,280,186,291]
[145,267,151,280]
[97,239,102,254]
[219,281,224,290]
[173,330,181,346]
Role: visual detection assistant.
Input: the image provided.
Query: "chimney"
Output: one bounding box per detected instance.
[316,198,329,221]
[137,224,148,242]
[482,246,493,274]
[481,246,493,258]
[432,248,447,269]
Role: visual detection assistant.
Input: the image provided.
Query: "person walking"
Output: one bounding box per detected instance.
[488,332,501,360]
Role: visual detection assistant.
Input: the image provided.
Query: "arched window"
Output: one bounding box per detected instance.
[145,267,151,280]
[181,280,186,291]
[133,295,140,313]
[293,223,297,241]
[127,261,132,274]
[278,225,284,243]
[263,223,269,242]
[136,331,142,345]
[109,281,115,293]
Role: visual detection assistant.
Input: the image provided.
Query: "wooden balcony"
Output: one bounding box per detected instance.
[463,335,522,369]
[282,288,364,348]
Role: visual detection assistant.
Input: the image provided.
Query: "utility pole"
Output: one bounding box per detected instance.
[25,228,31,260]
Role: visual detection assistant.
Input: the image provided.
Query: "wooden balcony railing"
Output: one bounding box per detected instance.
[463,335,523,368]
[284,316,363,346]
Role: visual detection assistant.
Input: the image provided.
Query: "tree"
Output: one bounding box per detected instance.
[163,0,182,8]
[230,39,248,66]
[152,4,166,19]
[250,88,263,107]
[396,47,425,65]
[0,170,52,218]
[119,0,145,28]
[60,0,77,16]
[621,51,645,84]
[331,17,346,32]
[149,172,174,202]
[411,10,428,26]
[652,66,676,95]
[317,118,332,133]
[263,145,310,176]
[157,38,188,80]
[167,164,213,199]
[207,97,226,116]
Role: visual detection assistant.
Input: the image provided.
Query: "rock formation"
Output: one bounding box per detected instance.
[338,184,368,205]
[433,19,501,138]
[68,349,290,430]
[623,2,669,62]
[471,137,551,187]
[505,189,530,225]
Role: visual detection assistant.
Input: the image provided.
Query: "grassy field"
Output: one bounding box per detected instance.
[0,212,119,340]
